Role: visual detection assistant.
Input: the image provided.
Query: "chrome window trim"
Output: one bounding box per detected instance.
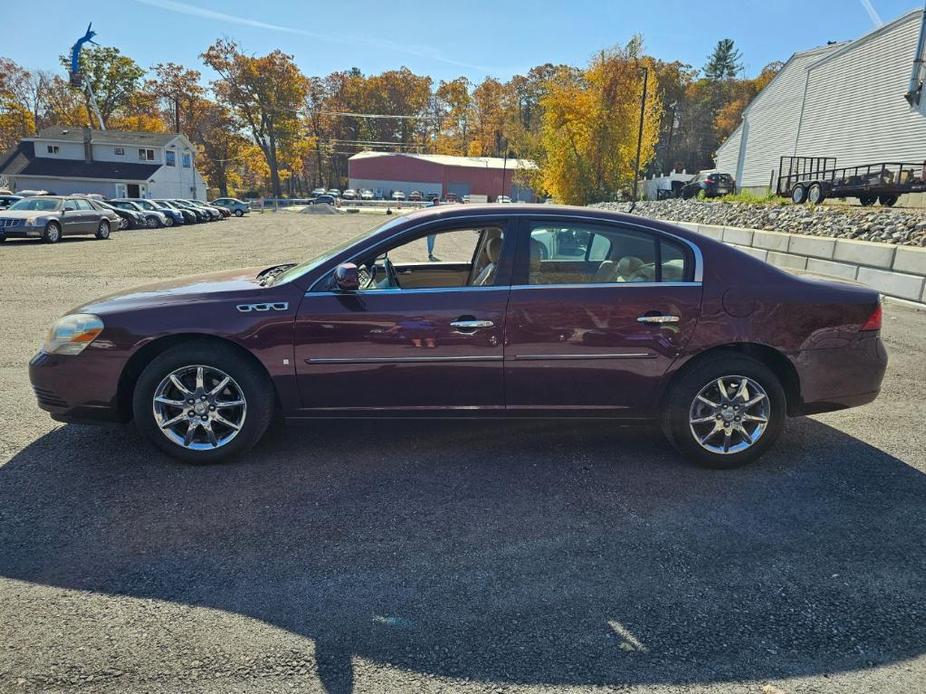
[305,211,704,291]
[509,281,701,291]
[308,285,510,297]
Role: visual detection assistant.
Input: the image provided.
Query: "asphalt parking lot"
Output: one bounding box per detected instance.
[1,213,925,693]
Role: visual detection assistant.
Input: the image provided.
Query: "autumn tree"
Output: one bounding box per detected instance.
[0,58,36,150]
[202,40,308,198]
[434,77,472,154]
[147,63,205,134]
[59,45,145,127]
[539,40,662,205]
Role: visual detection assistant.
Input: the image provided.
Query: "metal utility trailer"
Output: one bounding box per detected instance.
[776,156,926,207]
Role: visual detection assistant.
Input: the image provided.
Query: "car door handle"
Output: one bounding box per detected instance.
[637,314,680,324]
[450,319,494,330]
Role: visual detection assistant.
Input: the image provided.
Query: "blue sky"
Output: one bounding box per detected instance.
[3,0,922,83]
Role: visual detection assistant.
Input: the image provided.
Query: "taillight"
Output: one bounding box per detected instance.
[860,304,882,331]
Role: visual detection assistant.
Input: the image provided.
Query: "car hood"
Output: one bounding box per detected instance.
[0,210,50,220]
[74,267,274,314]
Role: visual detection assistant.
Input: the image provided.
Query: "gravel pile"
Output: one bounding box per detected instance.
[591,199,926,246]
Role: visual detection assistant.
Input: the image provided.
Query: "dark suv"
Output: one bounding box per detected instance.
[680,172,735,199]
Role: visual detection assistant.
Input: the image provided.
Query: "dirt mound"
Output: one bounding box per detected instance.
[300,203,341,215]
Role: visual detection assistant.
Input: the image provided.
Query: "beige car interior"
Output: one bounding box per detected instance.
[529,232,685,285]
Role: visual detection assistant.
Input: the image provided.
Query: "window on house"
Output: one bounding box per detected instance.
[138,148,155,161]
[46,145,59,154]
[165,150,176,167]
[181,152,192,168]
[114,147,125,156]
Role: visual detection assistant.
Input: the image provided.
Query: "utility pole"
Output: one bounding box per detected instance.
[630,67,649,212]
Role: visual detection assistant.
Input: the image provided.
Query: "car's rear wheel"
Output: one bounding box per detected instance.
[234,209,244,217]
[132,343,275,464]
[95,220,110,240]
[661,355,786,468]
[43,221,61,243]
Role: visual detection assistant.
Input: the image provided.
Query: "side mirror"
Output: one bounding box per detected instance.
[334,263,360,291]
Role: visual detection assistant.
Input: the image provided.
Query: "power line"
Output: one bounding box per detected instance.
[317,110,441,120]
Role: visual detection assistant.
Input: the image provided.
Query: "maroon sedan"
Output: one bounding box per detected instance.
[29,205,887,468]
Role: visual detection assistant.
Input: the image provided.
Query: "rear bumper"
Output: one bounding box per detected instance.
[792,333,887,415]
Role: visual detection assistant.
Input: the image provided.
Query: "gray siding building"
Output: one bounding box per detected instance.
[716,9,926,199]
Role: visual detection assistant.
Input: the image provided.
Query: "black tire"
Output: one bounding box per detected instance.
[163,215,174,227]
[0,235,7,243]
[661,354,786,469]
[790,184,807,204]
[95,220,110,240]
[878,194,898,207]
[132,342,276,464]
[807,182,826,205]
[43,221,61,243]
[859,194,877,207]
[234,209,244,217]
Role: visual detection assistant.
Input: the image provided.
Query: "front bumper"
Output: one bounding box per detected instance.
[792,333,888,415]
[29,350,125,423]
[1,226,43,239]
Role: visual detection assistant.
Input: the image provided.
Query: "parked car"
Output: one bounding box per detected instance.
[311,187,327,197]
[391,191,406,201]
[0,195,23,209]
[444,193,459,203]
[341,189,357,200]
[680,171,736,199]
[360,189,374,200]
[182,200,224,221]
[0,195,112,243]
[496,195,512,203]
[90,200,137,230]
[408,191,423,202]
[109,199,170,228]
[28,204,886,467]
[150,199,197,225]
[210,198,250,217]
[308,194,337,206]
[164,200,210,223]
[326,188,341,198]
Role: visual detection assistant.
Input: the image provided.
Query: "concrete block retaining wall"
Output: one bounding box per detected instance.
[670,221,926,305]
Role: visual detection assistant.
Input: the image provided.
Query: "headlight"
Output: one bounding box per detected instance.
[43,314,104,355]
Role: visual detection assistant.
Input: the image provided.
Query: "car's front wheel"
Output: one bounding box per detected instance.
[132,343,275,464]
[661,355,786,468]
[43,221,61,243]
[95,220,110,240]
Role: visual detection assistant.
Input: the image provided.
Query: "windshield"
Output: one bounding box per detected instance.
[9,198,61,211]
[271,216,407,286]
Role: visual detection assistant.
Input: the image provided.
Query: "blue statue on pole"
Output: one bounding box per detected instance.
[69,23,98,86]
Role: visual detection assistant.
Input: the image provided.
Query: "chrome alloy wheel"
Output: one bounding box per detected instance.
[152,365,247,450]
[688,375,770,455]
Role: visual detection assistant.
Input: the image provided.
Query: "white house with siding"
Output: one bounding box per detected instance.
[715,8,926,202]
[0,126,207,200]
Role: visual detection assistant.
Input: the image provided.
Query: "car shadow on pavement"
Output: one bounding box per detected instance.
[0,416,924,692]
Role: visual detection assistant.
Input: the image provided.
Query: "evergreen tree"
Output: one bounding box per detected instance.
[704,39,744,80]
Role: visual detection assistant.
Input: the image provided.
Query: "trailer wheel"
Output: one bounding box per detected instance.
[807,182,826,205]
[790,184,807,204]
[878,195,898,207]
[859,194,877,207]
